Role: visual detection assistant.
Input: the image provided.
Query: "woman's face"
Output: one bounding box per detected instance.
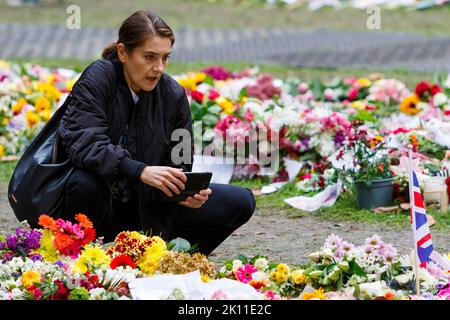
[118,35,172,92]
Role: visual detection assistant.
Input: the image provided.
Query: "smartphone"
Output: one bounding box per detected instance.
[156,172,213,202]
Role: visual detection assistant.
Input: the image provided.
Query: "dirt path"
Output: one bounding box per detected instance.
[1,183,448,266]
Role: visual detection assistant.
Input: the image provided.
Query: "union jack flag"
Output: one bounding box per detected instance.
[408,168,433,267]
[408,149,450,271]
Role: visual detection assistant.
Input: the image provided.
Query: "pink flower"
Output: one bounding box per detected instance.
[208,90,220,100]
[297,82,309,94]
[243,109,254,122]
[211,289,229,300]
[235,264,257,284]
[55,219,83,239]
[348,87,359,101]
[264,290,281,300]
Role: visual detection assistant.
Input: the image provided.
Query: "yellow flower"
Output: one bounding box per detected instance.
[36,83,62,101]
[400,93,421,115]
[137,236,168,275]
[39,109,52,122]
[0,144,4,159]
[73,246,110,274]
[34,96,51,112]
[351,100,366,110]
[269,271,278,282]
[38,229,59,263]
[291,270,306,285]
[26,110,40,128]
[177,77,197,91]
[356,78,372,87]
[66,79,76,91]
[21,270,41,288]
[216,96,235,114]
[276,263,290,275]
[270,271,287,284]
[301,288,327,300]
[129,231,145,241]
[12,98,27,113]
[194,72,207,84]
[275,272,287,284]
[201,275,210,282]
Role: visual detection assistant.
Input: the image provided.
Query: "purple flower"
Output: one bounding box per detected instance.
[54,260,64,268]
[0,241,6,250]
[334,132,346,145]
[30,253,43,262]
[23,229,42,251]
[6,235,18,251]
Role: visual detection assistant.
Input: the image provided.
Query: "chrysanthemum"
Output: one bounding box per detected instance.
[110,254,136,270]
[38,215,57,231]
[21,270,41,288]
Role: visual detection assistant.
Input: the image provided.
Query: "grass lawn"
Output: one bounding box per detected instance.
[0,0,449,35]
[8,58,443,88]
[232,177,450,232]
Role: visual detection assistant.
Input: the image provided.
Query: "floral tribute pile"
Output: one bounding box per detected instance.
[0,214,448,300]
[2,60,450,199]
[229,0,450,11]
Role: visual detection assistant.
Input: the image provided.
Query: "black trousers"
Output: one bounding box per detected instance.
[56,169,256,255]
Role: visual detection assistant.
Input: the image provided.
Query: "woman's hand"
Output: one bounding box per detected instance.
[179,188,212,209]
[140,166,186,197]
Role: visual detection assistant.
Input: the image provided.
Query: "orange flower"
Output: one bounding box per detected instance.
[38,214,57,231]
[75,213,93,228]
[54,233,74,251]
[384,292,395,300]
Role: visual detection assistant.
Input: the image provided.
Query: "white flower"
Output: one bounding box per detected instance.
[444,73,450,89]
[433,92,448,107]
[251,271,268,282]
[219,266,227,274]
[11,288,23,300]
[359,281,390,297]
[254,258,268,271]
[232,260,243,271]
[89,288,106,300]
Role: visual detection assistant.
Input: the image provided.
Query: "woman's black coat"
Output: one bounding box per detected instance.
[59,52,193,238]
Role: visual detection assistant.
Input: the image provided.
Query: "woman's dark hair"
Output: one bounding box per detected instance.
[102,10,175,59]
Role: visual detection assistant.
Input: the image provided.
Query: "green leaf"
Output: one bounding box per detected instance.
[237,254,248,264]
[207,105,222,114]
[203,75,215,86]
[311,79,323,98]
[239,87,248,100]
[324,77,342,89]
[167,237,191,252]
[202,114,220,126]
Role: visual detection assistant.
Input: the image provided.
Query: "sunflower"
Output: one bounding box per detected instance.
[400,93,421,115]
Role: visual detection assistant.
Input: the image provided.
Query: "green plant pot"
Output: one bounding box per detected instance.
[354,178,393,209]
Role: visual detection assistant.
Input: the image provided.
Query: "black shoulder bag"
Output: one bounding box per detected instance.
[8,61,117,228]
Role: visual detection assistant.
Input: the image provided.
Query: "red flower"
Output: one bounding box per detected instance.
[81,228,96,246]
[430,84,442,97]
[190,90,204,103]
[28,285,43,300]
[415,81,431,99]
[49,280,70,300]
[110,254,136,269]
